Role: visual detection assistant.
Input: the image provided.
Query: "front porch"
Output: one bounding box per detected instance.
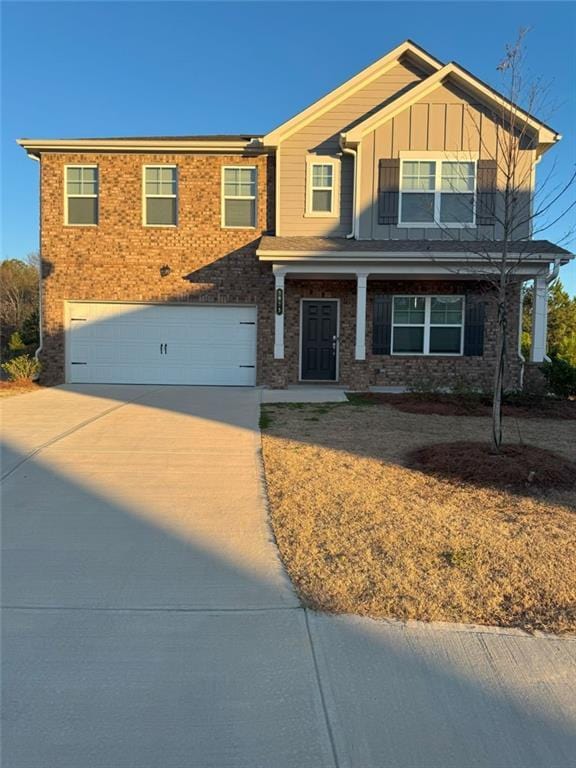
[257,236,571,390]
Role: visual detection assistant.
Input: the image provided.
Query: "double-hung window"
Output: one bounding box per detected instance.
[399,160,476,226]
[306,158,338,216]
[222,167,257,228]
[144,166,177,226]
[65,166,98,225]
[392,296,464,355]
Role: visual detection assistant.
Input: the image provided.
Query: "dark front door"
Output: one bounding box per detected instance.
[301,300,338,381]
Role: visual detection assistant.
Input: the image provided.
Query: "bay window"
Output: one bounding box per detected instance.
[400,160,476,226]
[392,296,464,355]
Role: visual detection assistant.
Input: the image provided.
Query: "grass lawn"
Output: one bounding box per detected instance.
[261,399,576,635]
[0,381,42,398]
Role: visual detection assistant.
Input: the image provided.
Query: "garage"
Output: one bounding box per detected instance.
[67,302,257,385]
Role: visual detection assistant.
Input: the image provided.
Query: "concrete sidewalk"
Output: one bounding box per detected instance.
[2,385,575,767]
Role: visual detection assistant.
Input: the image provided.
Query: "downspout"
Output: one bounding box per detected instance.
[340,133,357,239]
[29,152,43,365]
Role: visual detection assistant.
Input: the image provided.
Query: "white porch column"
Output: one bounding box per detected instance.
[355,272,368,360]
[273,268,285,359]
[530,277,548,362]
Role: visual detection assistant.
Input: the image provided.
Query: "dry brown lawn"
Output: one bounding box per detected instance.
[0,381,42,398]
[261,401,576,634]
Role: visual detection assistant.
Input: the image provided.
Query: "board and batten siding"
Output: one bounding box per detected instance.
[358,81,535,240]
[278,60,430,236]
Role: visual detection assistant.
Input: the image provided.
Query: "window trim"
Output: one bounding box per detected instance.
[398,157,477,229]
[391,294,465,356]
[64,164,99,227]
[142,165,178,228]
[305,156,339,218]
[221,165,258,229]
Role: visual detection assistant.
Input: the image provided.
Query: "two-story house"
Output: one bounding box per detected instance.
[18,40,573,390]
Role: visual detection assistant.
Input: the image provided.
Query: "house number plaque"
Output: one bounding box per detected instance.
[276,288,284,315]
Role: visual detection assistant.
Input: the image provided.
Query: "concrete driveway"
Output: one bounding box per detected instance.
[2,385,575,768]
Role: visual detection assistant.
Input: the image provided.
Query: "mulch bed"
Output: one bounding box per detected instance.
[351,392,576,419]
[409,441,576,493]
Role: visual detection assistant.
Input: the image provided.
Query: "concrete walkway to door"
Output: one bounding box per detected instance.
[2,385,575,768]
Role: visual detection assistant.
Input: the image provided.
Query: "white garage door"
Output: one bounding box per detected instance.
[67,302,257,385]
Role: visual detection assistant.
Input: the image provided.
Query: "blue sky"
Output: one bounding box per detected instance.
[2,1,575,294]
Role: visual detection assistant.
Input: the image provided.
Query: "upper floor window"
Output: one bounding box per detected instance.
[392,295,464,355]
[306,158,338,217]
[65,166,98,225]
[399,160,476,227]
[144,166,177,226]
[222,167,257,228]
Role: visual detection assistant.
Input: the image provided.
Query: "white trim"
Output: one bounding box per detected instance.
[142,165,178,227]
[275,148,282,236]
[19,138,264,154]
[391,294,465,356]
[299,298,340,382]
[274,269,285,359]
[263,41,443,146]
[64,164,98,227]
[399,158,477,228]
[344,62,560,150]
[221,165,258,229]
[256,250,569,263]
[530,277,548,362]
[305,156,340,218]
[355,273,368,360]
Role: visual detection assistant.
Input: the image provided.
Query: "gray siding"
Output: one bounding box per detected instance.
[279,60,428,236]
[358,82,534,240]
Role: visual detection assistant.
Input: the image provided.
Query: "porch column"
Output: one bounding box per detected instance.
[530,277,548,362]
[273,268,285,359]
[355,272,368,360]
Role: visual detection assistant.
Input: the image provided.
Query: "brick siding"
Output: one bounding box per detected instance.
[38,152,523,391]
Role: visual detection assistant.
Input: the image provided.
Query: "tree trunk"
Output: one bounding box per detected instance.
[492,291,508,452]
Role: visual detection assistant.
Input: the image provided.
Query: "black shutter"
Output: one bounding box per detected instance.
[476,160,497,226]
[373,295,392,354]
[463,297,485,356]
[378,159,400,225]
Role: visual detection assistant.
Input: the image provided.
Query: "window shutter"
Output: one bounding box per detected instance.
[373,295,392,354]
[463,297,485,356]
[378,159,400,225]
[476,160,497,225]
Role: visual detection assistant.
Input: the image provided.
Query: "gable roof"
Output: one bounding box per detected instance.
[343,61,560,154]
[262,40,443,146]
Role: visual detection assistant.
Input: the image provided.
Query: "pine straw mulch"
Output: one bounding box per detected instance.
[261,403,576,635]
[349,392,576,419]
[0,381,42,398]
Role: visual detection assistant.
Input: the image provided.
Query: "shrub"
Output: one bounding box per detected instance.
[20,310,40,347]
[540,356,576,399]
[8,331,26,354]
[407,375,445,397]
[1,354,41,382]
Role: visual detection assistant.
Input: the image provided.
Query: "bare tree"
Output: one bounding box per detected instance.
[0,254,39,341]
[422,29,575,451]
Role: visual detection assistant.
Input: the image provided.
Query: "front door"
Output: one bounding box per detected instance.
[301,300,338,381]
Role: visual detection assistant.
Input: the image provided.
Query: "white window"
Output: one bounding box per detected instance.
[65,166,98,225]
[306,158,338,216]
[392,295,464,355]
[143,166,177,226]
[222,167,257,228]
[400,160,476,227]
